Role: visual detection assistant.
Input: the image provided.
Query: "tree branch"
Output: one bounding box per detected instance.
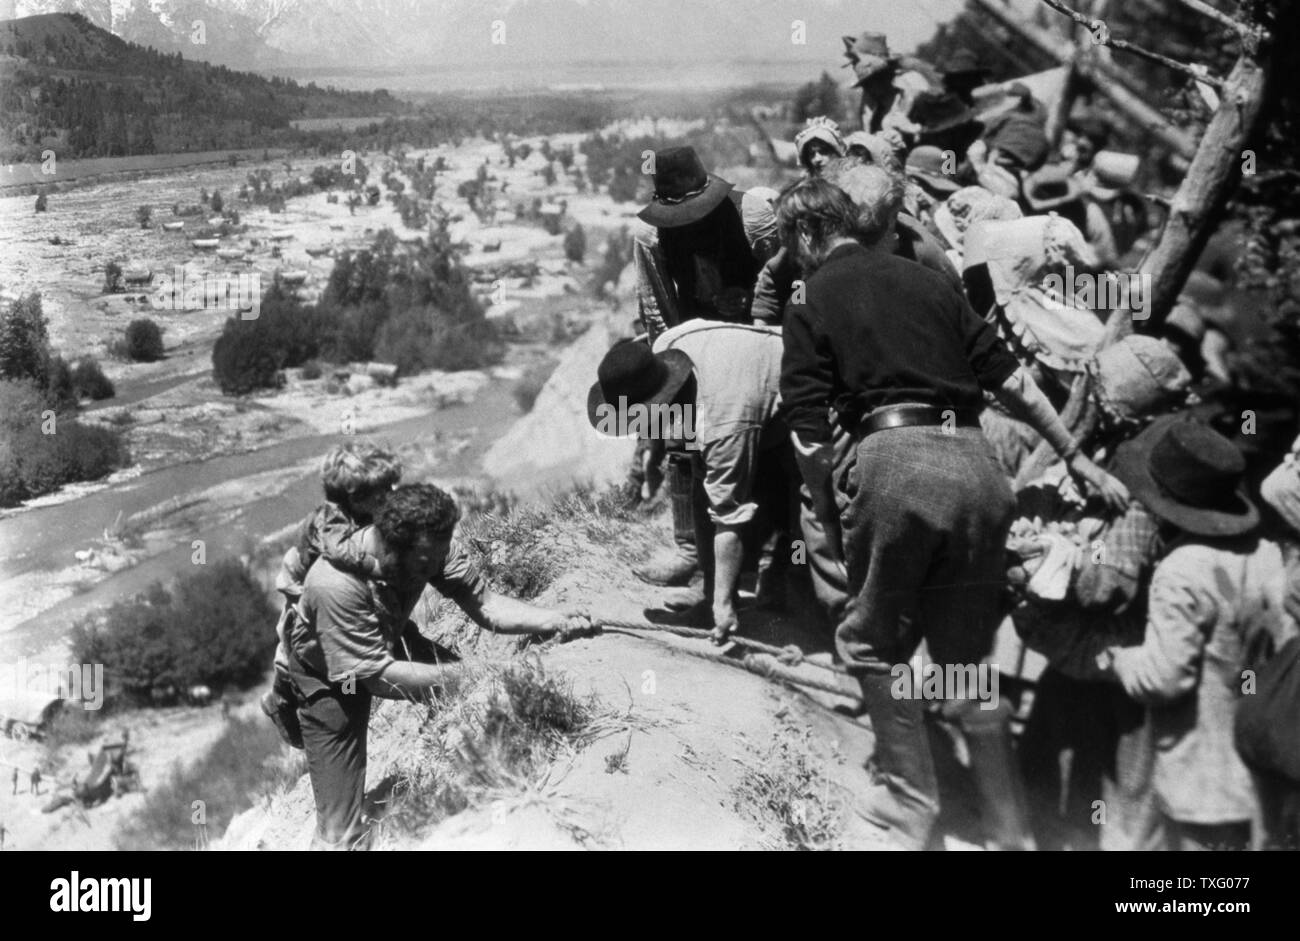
[1173,0,1254,38]
[1039,0,1225,88]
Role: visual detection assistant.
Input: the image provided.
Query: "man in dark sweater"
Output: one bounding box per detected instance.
[776,175,1128,850]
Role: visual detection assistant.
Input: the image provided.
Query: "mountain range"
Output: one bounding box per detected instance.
[3,0,962,73]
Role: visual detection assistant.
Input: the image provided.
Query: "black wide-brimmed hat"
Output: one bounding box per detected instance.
[1113,415,1259,537]
[587,339,695,434]
[637,146,734,229]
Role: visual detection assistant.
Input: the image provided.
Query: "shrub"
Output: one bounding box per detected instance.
[735,737,842,850]
[211,326,282,395]
[380,660,602,843]
[300,359,323,380]
[462,485,633,599]
[792,71,845,124]
[114,717,299,850]
[0,292,51,386]
[136,205,152,229]
[564,223,587,263]
[42,707,104,752]
[69,559,276,709]
[212,278,328,395]
[123,319,165,362]
[72,357,115,400]
[512,360,556,414]
[34,193,47,212]
[0,394,127,507]
[322,227,503,374]
[103,261,123,294]
[45,355,76,412]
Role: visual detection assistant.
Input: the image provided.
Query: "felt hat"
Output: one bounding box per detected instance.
[987,115,1050,172]
[637,146,733,229]
[587,340,694,433]
[843,32,897,85]
[1023,164,1086,212]
[1113,415,1259,537]
[905,145,962,195]
[914,91,980,135]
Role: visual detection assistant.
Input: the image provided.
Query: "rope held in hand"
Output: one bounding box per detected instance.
[590,616,860,701]
[592,616,850,675]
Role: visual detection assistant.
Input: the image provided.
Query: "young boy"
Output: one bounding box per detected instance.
[261,442,403,748]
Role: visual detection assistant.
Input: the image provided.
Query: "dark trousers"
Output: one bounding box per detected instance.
[288,622,451,850]
[294,679,373,850]
[836,425,1022,849]
[1020,669,1163,850]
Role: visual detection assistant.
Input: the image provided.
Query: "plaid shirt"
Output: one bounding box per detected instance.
[1072,502,1165,617]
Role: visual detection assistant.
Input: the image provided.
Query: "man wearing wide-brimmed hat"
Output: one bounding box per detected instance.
[633,145,777,339]
[629,145,780,588]
[912,88,984,159]
[1096,416,1296,850]
[588,323,798,641]
[841,31,935,145]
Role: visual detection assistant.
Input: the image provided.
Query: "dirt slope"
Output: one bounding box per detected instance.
[219,510,893,851]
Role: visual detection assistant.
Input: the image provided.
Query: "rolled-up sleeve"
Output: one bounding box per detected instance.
[429,540,490,614]
[1112,561,1216,704]
[698,429,763,527]
[306,568,394,683]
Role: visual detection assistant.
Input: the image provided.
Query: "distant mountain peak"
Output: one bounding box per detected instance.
[8,1,961,74]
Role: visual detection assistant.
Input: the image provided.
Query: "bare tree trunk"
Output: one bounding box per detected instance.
[1110,52,1271,340]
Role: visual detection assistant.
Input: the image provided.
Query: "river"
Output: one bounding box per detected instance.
[0,379,522,656]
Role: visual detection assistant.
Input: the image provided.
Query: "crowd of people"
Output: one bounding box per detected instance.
[257,32,1298,852]
[590,32,1300,851]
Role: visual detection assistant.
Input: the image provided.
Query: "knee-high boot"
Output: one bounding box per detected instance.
[854,671,941,850]
[952,695,1037,850]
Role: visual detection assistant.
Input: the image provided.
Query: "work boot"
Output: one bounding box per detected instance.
[951,694,1036,850]
[852,671,941,850]
[634,450,701,586]
[261,680,304,750]
[633,544,699,587]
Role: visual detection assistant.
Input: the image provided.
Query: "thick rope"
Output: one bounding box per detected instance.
[592,615,852,675]
[597,624,859,699]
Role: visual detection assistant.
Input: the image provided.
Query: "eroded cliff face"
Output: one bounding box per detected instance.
[484,306,637,497]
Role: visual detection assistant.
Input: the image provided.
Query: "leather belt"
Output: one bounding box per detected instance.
[857,403,981,438]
